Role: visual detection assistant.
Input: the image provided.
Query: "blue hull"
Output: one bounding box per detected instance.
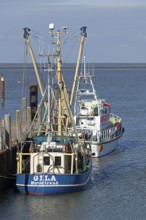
[16,161,92,195]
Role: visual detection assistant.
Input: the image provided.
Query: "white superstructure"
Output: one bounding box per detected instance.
[74,57,124,157]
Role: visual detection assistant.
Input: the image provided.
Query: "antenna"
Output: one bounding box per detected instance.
[61,26,69,34]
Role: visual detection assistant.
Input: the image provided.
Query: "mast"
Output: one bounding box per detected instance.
[83,56,86,77]
[69,26,87,106]
[48,24,82,140]
[56,30,62,136]
[49,24,69,136]
[66,26,87,128]
[47,64,51,140]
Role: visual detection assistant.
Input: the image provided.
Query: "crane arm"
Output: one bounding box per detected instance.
[23,28,47,110]
[69,26,87,107]
[66,26,87,128]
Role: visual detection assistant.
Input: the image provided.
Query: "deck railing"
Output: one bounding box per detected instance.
[96,123,123,143]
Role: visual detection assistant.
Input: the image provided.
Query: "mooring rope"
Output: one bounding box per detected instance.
[0,175,16,179]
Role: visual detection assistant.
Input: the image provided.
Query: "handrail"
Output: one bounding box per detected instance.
[96,123,123,143]
[75,122,123,143]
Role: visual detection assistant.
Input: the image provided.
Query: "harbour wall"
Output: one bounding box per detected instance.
[0,97,39,192]
[0,146,17,192]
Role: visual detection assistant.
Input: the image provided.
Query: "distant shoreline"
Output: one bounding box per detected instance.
[0,63,146,69]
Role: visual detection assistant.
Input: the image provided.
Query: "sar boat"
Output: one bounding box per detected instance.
[74,57,124,158]
[16,25,92,195]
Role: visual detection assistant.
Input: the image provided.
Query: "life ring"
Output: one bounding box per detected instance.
[98,144,103,152]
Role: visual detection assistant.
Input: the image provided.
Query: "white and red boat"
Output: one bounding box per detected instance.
[74,57,124,158]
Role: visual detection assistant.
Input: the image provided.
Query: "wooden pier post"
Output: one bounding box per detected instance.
[0,76,5,105]
[16,110,22,143]
[4,114,11,149]
[0,128,2,150]
[4,114,14,172]
[21,97,27,121]
[27,107,32,138]
[1,120,5,148]
[37,104,42,126]
[0,122,4,150]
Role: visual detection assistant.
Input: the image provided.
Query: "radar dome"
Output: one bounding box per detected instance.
[49,23,55,31]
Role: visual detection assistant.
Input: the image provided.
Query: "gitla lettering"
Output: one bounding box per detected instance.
[31,175,58,186]
[33,176,39,181]
[33,175,57,182]
[51,175,56,181]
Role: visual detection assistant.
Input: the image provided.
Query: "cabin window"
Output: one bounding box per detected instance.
[101,109,104,114]
[43,156,50,165]
[88,118,94,121]
[55,156,61,166]
[94,108,98,116]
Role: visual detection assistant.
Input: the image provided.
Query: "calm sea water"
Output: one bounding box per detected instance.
[1,64,146,220]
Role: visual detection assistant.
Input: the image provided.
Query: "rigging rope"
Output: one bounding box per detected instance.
[63,34,80,63]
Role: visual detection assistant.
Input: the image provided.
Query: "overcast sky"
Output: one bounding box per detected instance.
[0,0,146,63]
